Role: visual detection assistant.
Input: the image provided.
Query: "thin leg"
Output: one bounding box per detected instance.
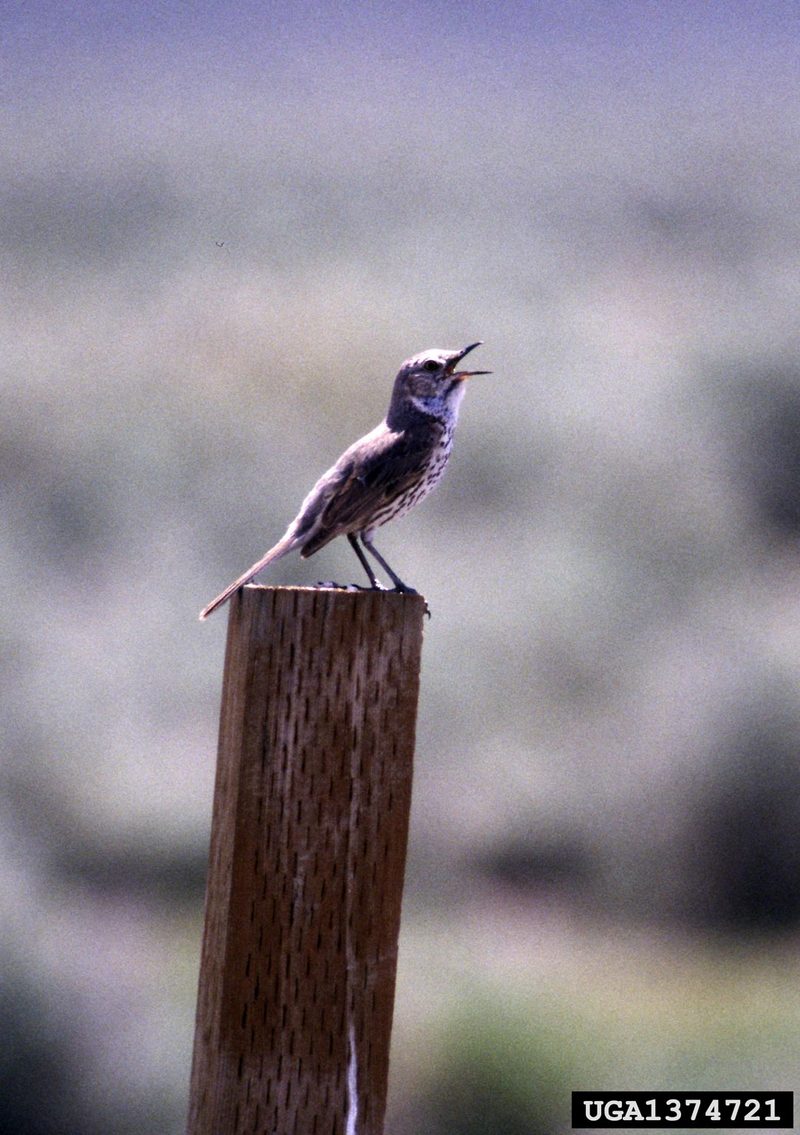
[347,533,384,589]
[360,533,417,594]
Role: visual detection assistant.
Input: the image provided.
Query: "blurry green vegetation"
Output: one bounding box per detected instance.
[390,929,800,1134]
[4,4,800,1131]
[414,1006,571,1135]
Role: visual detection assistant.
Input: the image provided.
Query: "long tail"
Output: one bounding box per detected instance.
[199,533,299,620]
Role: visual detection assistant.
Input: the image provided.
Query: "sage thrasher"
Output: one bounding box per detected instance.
[199,342,489,619]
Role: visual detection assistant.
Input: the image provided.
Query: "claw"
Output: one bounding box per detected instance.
[314,579,430,615]
[314,581,387,592]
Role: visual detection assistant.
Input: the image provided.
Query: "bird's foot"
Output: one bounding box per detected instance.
[314,580,430,616]
[314,580,384,592]
[388,581,430,616]
[313,581,426,617]
[393,585,431,617]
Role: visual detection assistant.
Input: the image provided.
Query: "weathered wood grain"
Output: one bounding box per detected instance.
[188,585,425,1135]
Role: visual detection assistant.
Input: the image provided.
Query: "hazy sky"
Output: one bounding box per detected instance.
[7,0,800,92]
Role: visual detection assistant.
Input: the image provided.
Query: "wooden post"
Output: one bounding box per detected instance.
[187,585,426,1135]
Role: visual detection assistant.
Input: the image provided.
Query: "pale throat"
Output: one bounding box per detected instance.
[408,382,465,422]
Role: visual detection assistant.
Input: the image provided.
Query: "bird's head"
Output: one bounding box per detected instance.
[389,342,490,424]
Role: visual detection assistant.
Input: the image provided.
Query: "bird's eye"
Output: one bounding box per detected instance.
[423,359,440,373]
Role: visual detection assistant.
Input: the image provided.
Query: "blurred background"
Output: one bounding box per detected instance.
[4,1,800,1131]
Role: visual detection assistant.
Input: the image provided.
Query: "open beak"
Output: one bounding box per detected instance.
[449,340,492,381]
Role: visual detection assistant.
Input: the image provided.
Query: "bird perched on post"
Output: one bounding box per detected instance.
[199,342,490,620]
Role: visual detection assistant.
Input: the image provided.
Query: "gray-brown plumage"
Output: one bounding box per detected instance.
[199,342,489,619]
